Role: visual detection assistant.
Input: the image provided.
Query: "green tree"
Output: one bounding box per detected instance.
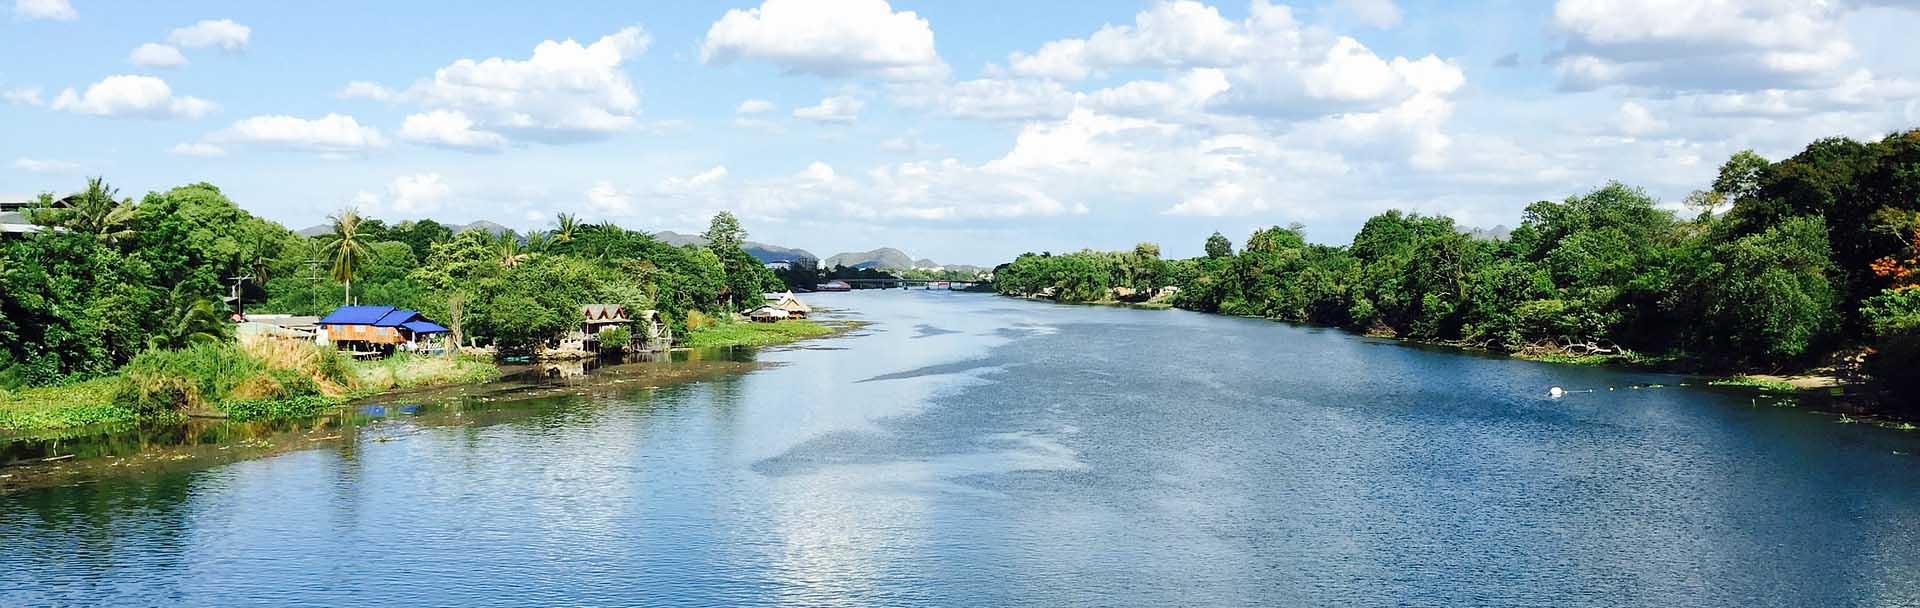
[35,177,138,245]
[1204,232,1233,258]
[319,207,374,305]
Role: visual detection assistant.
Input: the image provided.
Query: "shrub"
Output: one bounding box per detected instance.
[117,342,263,415]
[597,326,632,352]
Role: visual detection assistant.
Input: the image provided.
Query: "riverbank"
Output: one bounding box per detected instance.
[0,347,499,435]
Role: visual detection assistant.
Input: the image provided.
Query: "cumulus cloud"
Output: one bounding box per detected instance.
[399,110,507,151]
[702,0,947,80]
[130,43,188,69]
[354,173,453,216]
[168,19,251,51]
[357,26,650,144]
[208,113,387,155]
[12,157,80,173]
[792,94,864,123]
[50,75,216,120]
[167,142,226,157]
[13,0,73,21]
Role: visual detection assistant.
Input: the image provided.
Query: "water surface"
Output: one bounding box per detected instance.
[4,291,1917,607]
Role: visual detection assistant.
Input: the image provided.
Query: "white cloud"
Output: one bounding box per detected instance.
[12,157,80,173]
[371,26,650,143]
[168,142,227,157]
[168,19,251,51]
[50,75,216,120]
[586,180,634,213]
[209,113,387,154]
[1337,0,1403,28]
[339,81,396,101]
[1006,0,1260,81]
[736,99,776,114]
[2,86,43,106]
[399,110,507,151]
[937,78,1080,121]
[1549,0,1866,92]
[1614,101,1665,135]
[13,0,73,21]
[658,165,729,193]
[792,94,864,123]
[702,0,947,80]
[130,43,188,69]
[354,173,453,216]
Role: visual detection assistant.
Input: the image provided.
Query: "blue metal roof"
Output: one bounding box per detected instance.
[374,309,420,327]
[401,320,449,334]
[318,305,398,325]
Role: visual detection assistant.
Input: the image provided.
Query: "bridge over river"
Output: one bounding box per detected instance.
[828,278,990,290]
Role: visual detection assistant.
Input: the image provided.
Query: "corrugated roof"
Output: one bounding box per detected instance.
[374,308,421,327]
[401,320,449,334]
[319,305,398,325]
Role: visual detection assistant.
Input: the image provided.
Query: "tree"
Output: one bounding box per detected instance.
[146,284,229,351]
[702,211,745,255]
[320,207,374,305]
[1205,232,1233,258]
[36,177,138,245]
[495,233,531,268]
[554,213,581,243]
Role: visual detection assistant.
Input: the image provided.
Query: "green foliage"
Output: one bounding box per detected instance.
[221,394,337,422]
[681,319,833,348]
[597,326,632,352]
[1861,289,1920,396]
[0,377,134,431]
[116,342,264,415]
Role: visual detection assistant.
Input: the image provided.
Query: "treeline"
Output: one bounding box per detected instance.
[996,130,1920,397]
[0,179,780,388]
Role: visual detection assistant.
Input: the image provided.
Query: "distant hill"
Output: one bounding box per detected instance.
[296,219,512,238]
[824,247,916,270]
[651,231,818,264]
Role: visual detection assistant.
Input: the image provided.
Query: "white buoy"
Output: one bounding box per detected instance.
[1549,386,1566,398]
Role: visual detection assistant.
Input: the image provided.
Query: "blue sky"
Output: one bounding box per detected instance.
[5,0,1919,264]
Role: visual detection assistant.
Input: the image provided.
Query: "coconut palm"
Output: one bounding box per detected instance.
[319,207,374,305]
[496,233,531,268]
[525,230,554,254]
[34,177,138,244]
[147,284,229,351]
[553,213,581,243]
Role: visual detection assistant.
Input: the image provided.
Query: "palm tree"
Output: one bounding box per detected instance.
[525,230,553,254]
[147,284,229,350]
[553,213,580,243]
[496,234,531,268]
[320,207,373,305]
[34,177,137,244]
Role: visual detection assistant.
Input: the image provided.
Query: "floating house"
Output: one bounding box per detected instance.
[745,306,790,323]
[816,280,852,292]
[316,306,449,354]
[560,304,673,353]
[762,291,812,318]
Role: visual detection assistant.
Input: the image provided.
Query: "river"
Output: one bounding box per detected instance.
[3,290,1918,607]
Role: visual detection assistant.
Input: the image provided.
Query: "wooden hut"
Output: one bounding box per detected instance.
[745,306,789,323]
[762,291,812,318]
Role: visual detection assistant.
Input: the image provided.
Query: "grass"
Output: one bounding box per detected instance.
[0,340,502,433]
[682,319,834,348]
[0,377,135,432]
[1710,375,1801,392]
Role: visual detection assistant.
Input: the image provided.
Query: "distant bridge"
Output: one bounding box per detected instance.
[829,279,990,290]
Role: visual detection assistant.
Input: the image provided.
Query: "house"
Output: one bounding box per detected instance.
[816,280,851,292]
[745,306,789,323]
[762,291,812,318]
[559,304,673,353]
[764,260,794,271]
[316,306,449,354]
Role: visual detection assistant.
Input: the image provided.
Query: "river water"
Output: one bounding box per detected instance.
[3,290,1918,607]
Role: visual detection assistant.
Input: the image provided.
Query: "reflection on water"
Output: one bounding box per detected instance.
[3,291,1919,607]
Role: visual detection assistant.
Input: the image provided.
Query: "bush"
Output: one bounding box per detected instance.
[597,326,632,352]
[222,394,338,422]
[1862,289,1920,397]
[117,342,263,415]
[685,309,716,330]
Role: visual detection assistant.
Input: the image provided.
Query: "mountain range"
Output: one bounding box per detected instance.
[295,221,972,271]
